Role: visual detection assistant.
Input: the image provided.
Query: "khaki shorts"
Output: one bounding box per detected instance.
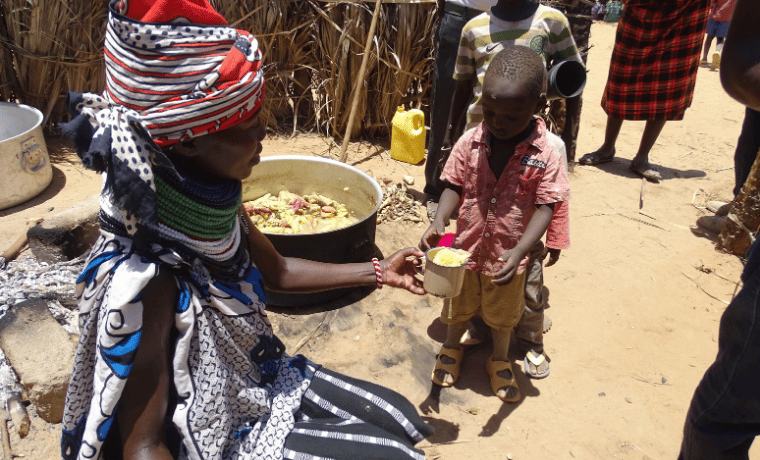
[441,269,526,332]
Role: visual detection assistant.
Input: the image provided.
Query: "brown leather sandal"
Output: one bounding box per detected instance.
[431,345,464,387]
[486,355,521,403]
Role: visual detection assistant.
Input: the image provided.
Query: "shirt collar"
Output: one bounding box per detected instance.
[473,117,548,157]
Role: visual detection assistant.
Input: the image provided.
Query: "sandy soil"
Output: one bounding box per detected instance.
[1,21,758,460]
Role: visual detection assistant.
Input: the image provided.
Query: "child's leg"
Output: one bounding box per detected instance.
[480,271,527,402]
[702,34,715,61]
[432,321,468,386]
[514,241,550,378]
[489,328,520,401]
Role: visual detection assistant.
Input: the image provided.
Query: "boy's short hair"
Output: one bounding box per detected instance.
[484,46,547,99]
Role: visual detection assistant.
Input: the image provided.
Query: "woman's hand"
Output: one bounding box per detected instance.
[379,247,426,295]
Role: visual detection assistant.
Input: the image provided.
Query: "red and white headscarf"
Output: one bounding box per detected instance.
[63,0,265,236]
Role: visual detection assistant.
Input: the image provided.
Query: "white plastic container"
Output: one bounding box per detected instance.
[0,102,52,210]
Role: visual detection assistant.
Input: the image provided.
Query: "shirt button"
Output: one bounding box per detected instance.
[490,198,497,204]
[484,232,491,238]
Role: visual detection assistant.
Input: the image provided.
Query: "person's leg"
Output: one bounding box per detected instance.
[630,119,666,181]
[578,116,622,164]
[514,241,549,378]
[424,10,469,201]
[482,271,526,402]
[702,34,715,62]
[432,321,468,386]
[678,239,760,460]
[715,37,725,53]
[489,328,520,401]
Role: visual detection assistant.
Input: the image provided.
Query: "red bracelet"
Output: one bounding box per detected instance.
[372,258,383,289]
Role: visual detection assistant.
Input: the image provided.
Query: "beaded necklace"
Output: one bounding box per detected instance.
[155,173,241,241]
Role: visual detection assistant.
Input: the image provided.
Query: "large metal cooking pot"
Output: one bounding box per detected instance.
[242,155,382,306]
[0,102,52,211]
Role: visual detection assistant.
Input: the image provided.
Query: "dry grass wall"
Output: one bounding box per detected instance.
[0,0,436,140]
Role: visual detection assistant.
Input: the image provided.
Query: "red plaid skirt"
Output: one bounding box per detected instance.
[601,0,710,120]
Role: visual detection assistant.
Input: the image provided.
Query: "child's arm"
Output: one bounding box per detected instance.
[543,200,569,267]
[420,184,462,251]
[493,203,555,285]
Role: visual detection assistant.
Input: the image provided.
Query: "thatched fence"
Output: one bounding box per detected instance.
[0,0,436,140]
[1,0,589,142]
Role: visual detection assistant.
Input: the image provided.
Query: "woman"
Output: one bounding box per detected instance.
[60,1,433,459]
[579,0,710,182]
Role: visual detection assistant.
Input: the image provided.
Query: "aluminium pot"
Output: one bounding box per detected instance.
[0,102,53,211]
[242,155,382,307]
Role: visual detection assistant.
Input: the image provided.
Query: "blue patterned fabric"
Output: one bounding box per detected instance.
[61,231,316,460]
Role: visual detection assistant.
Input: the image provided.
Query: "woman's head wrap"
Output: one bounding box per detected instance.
[62,0,264,237]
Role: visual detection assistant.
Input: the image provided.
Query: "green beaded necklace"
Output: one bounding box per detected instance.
[155,175,241,240]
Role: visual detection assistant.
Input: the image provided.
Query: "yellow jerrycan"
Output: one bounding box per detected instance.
[391,106,425,164]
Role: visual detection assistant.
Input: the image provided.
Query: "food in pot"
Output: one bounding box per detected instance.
[430,247,470,267]
[244,190,358,234]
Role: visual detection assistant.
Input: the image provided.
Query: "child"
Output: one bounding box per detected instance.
[445,0,577,380]
[700,0,738,71]
[420,46,570,402]
[591,1,605,20]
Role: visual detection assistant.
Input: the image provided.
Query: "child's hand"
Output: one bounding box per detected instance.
[380,247,426,295]
[493,248,523,285]
[419,222,445,252]
[541,247,561,267]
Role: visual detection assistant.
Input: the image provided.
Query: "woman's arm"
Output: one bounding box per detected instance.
[241,210,425,294]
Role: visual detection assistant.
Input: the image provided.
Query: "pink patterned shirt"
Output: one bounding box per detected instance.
[710,0,737,22]
[441,119,571,276]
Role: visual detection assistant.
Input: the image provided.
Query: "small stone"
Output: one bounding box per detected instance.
[625,397,632,403]
[661,377,667,384]
[403,175,414,185]
[598,392,606,397]
[354,335,360,341]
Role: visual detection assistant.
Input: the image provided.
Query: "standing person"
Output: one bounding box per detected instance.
[603,0,623,22]
[591,1,605,20]
[420,46,570,402]
[679,0,760,456]
[59,1,434,459]
[425,0,494,221]
[700,0,738,71]
[579,0,711,183]
[443,0,579,379]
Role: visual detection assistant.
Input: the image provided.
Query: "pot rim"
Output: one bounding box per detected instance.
[0,102,44,144]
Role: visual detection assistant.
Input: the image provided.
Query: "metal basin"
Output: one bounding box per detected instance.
[242,155,382,306]
[0,102,52,210]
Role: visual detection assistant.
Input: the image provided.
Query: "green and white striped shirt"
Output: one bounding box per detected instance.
[454,5,582,130]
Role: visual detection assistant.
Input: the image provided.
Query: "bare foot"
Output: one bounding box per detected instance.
[524,350,550,379]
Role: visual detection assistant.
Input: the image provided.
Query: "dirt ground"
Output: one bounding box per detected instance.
[2,20,759,460]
